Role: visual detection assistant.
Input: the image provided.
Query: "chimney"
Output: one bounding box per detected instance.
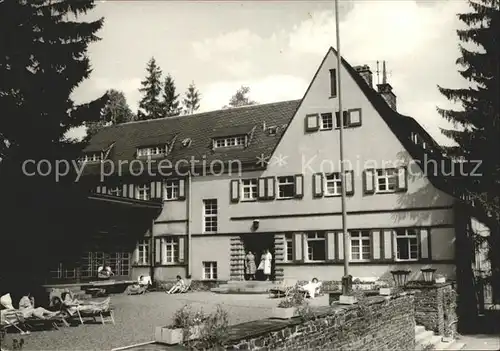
[376,61,397,111]
[354,65,373,88]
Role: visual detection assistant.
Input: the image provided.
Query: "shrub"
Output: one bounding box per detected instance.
[277,287,306,308]
[171,304,206,329]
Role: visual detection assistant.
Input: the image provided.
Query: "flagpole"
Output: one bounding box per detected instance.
[335,0,351,294]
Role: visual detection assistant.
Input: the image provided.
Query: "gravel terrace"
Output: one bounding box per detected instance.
[2,292,329,351]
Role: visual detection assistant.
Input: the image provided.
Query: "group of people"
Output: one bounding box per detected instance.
[244,249,272,281]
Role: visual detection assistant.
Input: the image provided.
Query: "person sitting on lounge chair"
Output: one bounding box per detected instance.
[19,293,60,319]
[60,290,107,315]
[166,275,185,294]
[298,277,323,299]
[138,275,152,287]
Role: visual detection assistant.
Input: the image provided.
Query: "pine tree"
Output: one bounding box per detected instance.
[138,57,163,120]
[437,0,500,326]
[224,85,257,109]
[182,82,201,115]
[85,89,136,140]
[161,74,181,117]
[0,0,107,288]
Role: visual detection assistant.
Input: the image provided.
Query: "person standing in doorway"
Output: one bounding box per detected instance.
[258,249,273,281]
[245,251,256,280]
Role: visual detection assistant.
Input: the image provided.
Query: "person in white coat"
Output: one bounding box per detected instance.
[257,249,272,281]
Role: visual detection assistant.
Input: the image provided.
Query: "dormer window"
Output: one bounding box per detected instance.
[137,145,167,157]
[78,152,102,163]
[213,135,247,149]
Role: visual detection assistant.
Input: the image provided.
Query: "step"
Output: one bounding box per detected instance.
[433,339,466,350]
[416,330,435,345]
[415,325,426,335]
[415,334,441,350]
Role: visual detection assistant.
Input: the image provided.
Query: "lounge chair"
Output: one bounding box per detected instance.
[1,309,29,335]
[268,279,298,298]
[65,297,115,325]
[179,280,191,293]
[1,293,68,331]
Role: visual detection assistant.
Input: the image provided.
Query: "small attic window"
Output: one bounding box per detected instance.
[181,138,192,148]
[78,152,102,164]
[267,126,278,136]
[213,135,247,149]
[137,145,167,157]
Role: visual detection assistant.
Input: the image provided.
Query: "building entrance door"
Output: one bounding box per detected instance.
[242,234,275,281]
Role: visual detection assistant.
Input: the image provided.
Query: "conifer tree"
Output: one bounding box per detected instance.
[437,0,499,325]
[182,82,201,115]
[0,0,107,288]
[85,89,136,140]
[138,57,163,120]
[161,74,181,117]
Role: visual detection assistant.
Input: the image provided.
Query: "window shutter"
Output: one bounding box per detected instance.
[302,234,308,262]
[383,230,393,260]
[178,179,186,200]
[293,233,303,262]
[155,238,162,265]
[326,231,336,261]
[150,181,157,198]
[156,181,163,199]
[305,114,320,132]
[178,237,185,263]
[363,169,375,194]
[345,170,354,196]
[336,232,344,261]
[371,230,381,260]
[312,173,324,198]
[266,177,275,199]
[230,180,240,203]
[420,229,430,259]
[257,178,267,199]
[294,174,304,198]
[397,167,408,192]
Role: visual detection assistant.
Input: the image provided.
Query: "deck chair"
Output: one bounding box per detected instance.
[179,280,191,293]
[69,297,115,325]
[268,279,298,298]
[1,309,29,335]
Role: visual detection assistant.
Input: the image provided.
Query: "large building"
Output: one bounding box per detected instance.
[60,47,468,284]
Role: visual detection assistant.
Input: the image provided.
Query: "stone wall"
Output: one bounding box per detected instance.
[220,294,415,350]
[405,282,457,336]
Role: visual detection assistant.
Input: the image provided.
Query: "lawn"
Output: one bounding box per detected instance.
[2,292,329,351]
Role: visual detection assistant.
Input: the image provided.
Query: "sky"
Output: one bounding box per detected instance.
[71,0,472,145]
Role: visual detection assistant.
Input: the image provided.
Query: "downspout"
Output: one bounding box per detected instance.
[187,171,192,277]
[150,218,155,284]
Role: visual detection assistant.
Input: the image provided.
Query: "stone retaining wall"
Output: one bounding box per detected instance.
[215,294,415,350]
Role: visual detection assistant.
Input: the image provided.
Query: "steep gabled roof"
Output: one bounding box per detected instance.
[81,100,301,177]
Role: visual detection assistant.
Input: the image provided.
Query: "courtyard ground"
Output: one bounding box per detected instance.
[2,292,329,351]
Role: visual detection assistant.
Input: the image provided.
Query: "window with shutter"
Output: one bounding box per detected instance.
[313,173,324,197]
[335,111,349,129]
[397,167,408,192]
[230,180,240,203]
[305,114,320,132]
[363,169,375,194]
[294,174,304,198]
